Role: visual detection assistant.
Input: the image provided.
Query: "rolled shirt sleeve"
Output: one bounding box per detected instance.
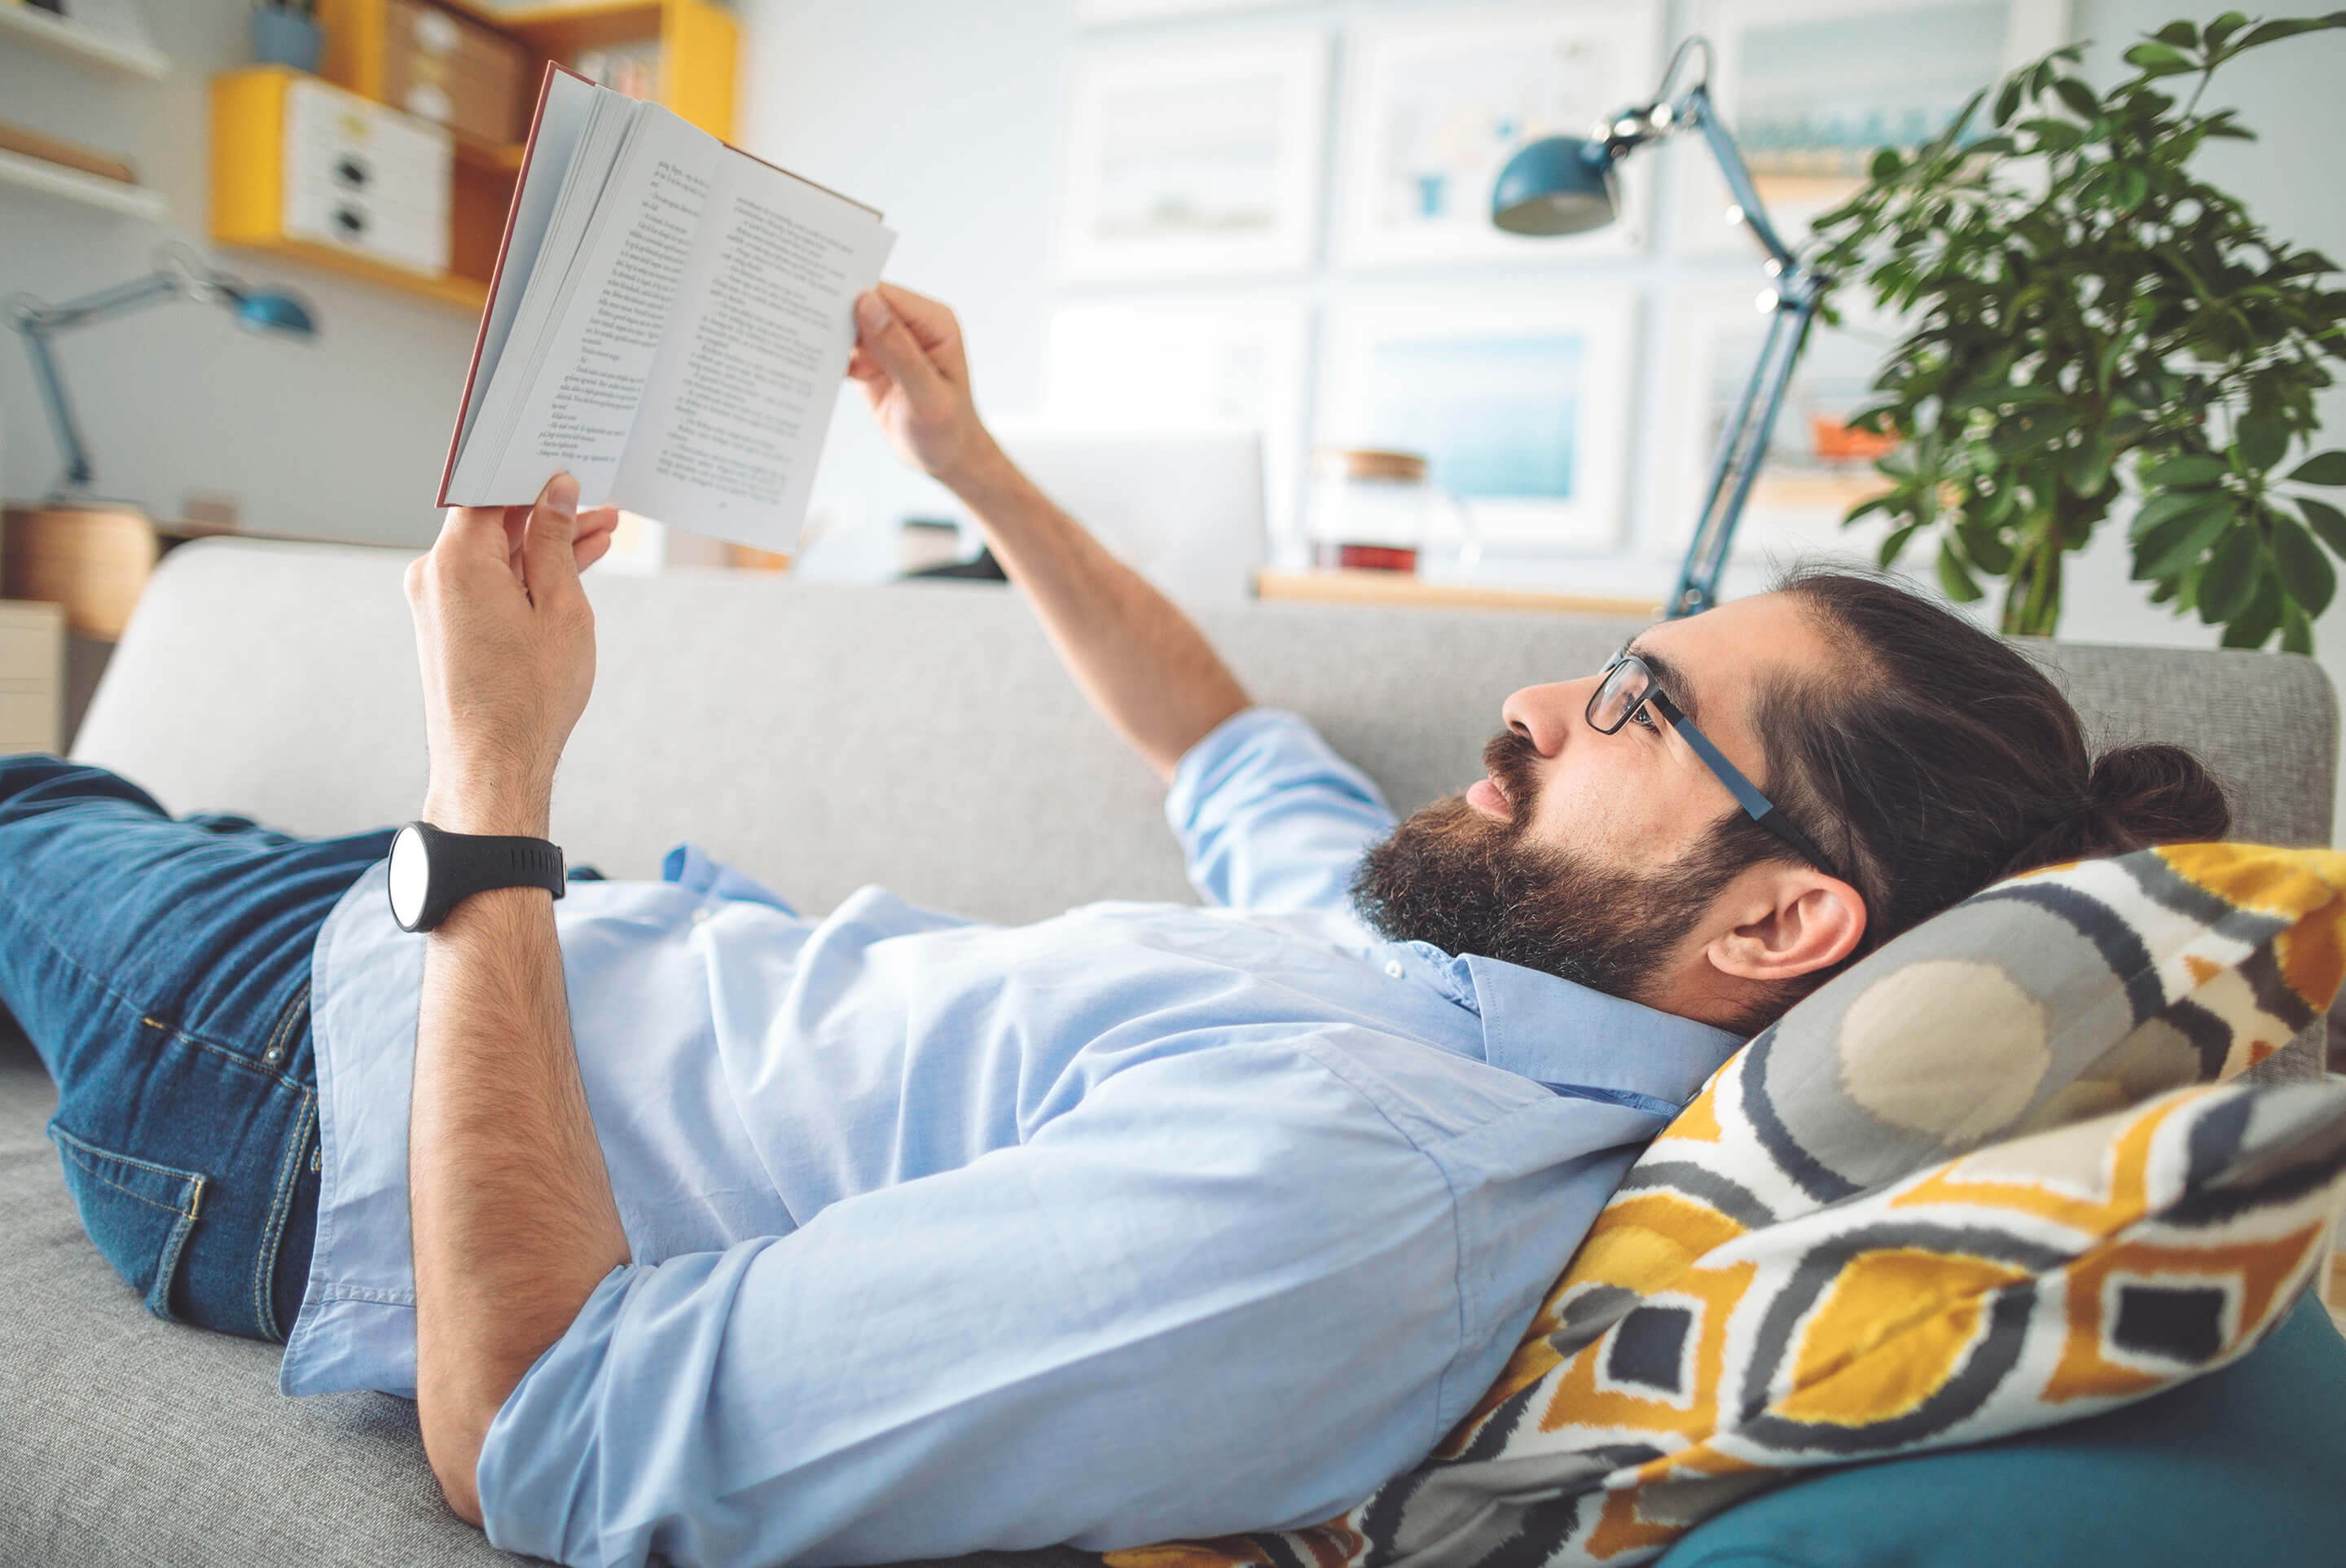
[473,1038,1474,1568]
[1165,709,1397,916]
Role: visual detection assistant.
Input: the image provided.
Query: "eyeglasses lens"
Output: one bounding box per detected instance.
[1588,656,1650,734]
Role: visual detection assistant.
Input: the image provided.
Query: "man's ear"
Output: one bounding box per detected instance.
[1703,867,1867,984]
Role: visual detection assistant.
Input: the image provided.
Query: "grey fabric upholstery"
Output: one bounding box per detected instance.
[2,539,2335,1565]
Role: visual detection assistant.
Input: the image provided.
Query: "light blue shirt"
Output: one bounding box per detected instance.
[283,709,1740,1568]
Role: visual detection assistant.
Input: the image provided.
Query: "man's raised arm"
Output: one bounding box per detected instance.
[850,283,1251,783]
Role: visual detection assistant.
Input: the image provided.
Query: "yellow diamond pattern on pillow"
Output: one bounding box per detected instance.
[1108,845,2346,1568]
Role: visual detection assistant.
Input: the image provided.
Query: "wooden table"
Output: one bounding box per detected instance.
[1254,568,1659,617]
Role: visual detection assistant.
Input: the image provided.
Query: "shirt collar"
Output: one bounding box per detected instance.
[1461,953,1744,1107]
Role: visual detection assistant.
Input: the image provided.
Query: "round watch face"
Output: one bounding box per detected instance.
[388,824,432,930]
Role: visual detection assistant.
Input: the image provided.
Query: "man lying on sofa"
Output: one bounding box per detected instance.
[0,284,2229,1568]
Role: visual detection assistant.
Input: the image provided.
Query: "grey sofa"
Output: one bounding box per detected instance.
[1,539,2335,1566]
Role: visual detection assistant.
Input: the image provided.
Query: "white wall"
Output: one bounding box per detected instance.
[0,0,477,544]
[741,0,2346,833]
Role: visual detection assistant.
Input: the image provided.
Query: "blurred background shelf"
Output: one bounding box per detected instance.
[0,147,165,219]
[0,1,169,78]
[210,0,736,311]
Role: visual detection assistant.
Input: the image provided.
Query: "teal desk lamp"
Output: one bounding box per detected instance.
[7,244,317,503]
[1492,37,1828,618]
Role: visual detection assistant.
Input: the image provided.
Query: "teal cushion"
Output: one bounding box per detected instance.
[1658,1293,2346,1568]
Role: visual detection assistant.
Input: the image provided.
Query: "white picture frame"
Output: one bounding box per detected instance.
[1337,5,1664,267]
[1650,288,1906,565]
[1678,0,2072,254]
[1058,34,1329,279]
[1320,296,1636,554]
[1043,301,1311,560]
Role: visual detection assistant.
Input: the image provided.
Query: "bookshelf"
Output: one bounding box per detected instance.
[209,0,738,311]
[0,1,169,78]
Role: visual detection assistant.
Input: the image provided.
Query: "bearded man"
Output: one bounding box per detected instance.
[0,285,2225,1568]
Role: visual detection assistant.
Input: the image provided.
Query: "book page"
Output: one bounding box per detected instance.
[610,154,895,548]
[458,106,722,507]
[451,70,600,466]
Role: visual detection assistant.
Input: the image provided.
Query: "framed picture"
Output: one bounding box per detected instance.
[1042,301,1311,557]
[1058,35,1329,279]
[1679,0,2071,254]
[1320,296,1636,553]
[1337,6,1664,266]
[1650,288,1904,565]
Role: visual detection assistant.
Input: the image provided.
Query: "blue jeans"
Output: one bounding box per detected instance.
[0,756,393,1342]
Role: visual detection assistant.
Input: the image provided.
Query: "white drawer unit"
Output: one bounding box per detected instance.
[283,74,452,277]
[0,600,63,756]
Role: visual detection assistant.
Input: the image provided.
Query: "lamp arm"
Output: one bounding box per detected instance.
[6,260,210,502]
[1681,85,1802,275]
[1669,282,1824,619]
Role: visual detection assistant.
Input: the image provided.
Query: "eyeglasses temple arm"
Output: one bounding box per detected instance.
[1650,695,1844,880]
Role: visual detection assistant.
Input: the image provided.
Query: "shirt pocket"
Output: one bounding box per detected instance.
[47,1119,206,1322]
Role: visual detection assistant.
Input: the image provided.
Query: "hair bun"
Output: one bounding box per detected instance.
[2087,743,2230,849]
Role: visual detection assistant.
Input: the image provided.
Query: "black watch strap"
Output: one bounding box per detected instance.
[389,820,567,933]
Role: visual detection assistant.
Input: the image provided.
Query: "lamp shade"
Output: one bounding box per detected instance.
[231,289,316,338]
[1491,135,1620,235]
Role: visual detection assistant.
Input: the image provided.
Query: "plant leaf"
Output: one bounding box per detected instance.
[2303,496,2346,556]
[2282,601,2315,655]
[2053,76,2100,120]
[1993,75,2024,126]
[2271,513,2338,616]
[1936,538,1984,602]
[2134,504,2236,580]
[2154,19,2202,47]
[2122,41,2192,70]
[2203,11,2247,48]
[2144,453,2231,489]
[2198,525,2261,622]
[2235,409,2290,472]
[2221,568,2284,648]
[2287,450,2346,485]
[2020,116,2085,151]
[2237,16,2346,51]
[2130,489,2232,543]
[1878,521,1920,569]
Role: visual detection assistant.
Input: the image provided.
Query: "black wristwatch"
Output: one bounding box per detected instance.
[387,820,567,933]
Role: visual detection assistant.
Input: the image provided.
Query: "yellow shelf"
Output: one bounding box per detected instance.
[209,67,490,313]
[212,0,738,313]
[217,234,488,311]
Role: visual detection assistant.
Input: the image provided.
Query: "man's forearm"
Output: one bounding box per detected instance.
[947,442,1252,783]
[409,828,630,1524]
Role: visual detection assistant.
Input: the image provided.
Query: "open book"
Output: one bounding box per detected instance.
[439,68,895,550]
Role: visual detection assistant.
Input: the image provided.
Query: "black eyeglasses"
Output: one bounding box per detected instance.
[1587,648,1843,881]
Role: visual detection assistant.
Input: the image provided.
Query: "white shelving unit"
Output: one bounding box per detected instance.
[0,2,169,78]
[0,146,165,218]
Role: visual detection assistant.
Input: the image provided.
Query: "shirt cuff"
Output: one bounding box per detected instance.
[1163,707,1320,842]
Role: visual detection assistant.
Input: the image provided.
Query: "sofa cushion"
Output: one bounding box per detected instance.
[1653,1291,2346,1568]
[1114,845,2346,1568]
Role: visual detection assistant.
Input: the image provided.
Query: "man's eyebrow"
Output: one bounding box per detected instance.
[1626,638,1701,724]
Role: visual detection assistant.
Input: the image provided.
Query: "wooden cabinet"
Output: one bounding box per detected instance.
[0,601,65,758]
[209,0,739,311]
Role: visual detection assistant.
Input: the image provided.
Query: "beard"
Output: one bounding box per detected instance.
[1349,729,1773,1030]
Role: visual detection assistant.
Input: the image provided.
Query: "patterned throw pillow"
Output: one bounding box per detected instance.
[1108,844,2346,1568]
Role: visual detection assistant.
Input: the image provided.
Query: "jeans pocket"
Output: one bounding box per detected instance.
[47,1119,206,1322]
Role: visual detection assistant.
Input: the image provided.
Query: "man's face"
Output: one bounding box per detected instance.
[1351,592,1840,1014]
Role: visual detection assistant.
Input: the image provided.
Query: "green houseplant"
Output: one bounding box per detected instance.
[1812,11,2346,646]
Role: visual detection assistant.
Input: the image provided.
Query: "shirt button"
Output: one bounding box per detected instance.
[691,906,714,924]
[1384,960,1404,978]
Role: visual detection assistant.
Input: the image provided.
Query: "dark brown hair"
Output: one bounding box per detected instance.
[1723,565,2230,979]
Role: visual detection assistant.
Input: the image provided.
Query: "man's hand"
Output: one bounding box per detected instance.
[848,282,1007,490]
[404,473,617,837]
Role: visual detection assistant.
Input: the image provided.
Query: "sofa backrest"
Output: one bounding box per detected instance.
[74,540,2337,927]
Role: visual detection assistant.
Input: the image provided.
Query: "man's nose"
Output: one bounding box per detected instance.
[1500,679,1593,758]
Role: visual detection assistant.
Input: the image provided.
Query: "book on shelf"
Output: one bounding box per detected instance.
[439,66,895,552]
